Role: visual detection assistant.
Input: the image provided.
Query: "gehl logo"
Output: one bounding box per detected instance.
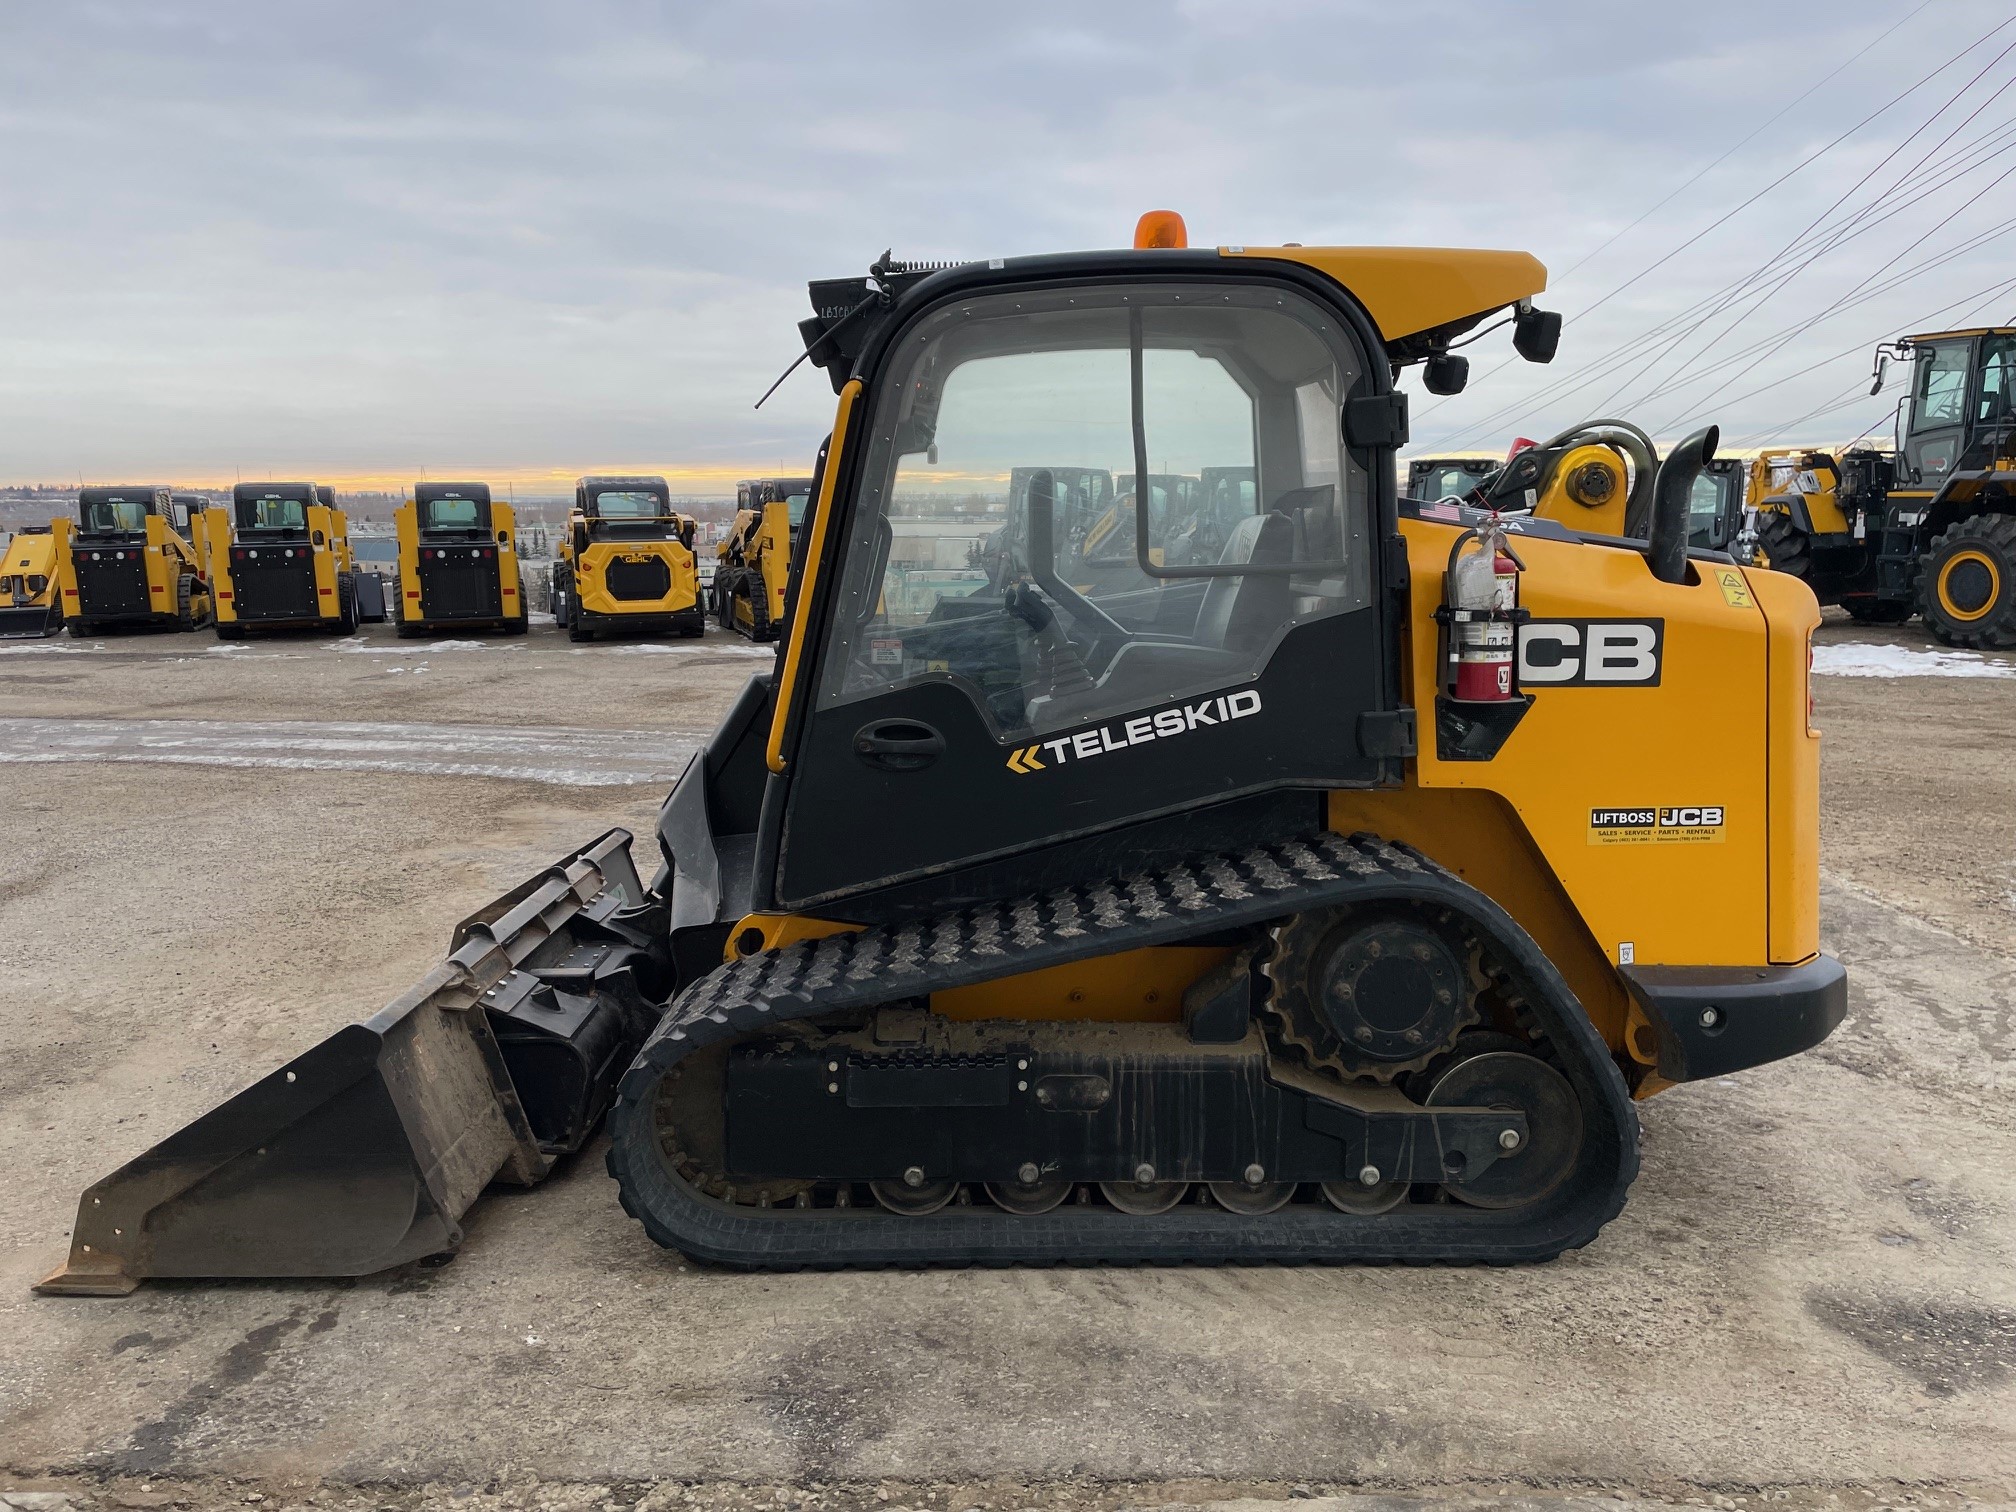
[1007,690,1263,774]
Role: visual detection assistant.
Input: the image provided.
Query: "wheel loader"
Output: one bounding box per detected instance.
[717,477,815,640]
[1753,327,2016,644]
[550,475,705,641]
[52,487,212,636]
[0,525,64,638]
[199,483,366,638]
[39,215,1845,1294]
[393,481,528,636]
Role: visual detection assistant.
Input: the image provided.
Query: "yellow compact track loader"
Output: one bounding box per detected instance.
[0,526,65,638]
[52,487,212,636]
[41,216,1844,1293]
[716,476,815,640]
[393,482,528,636]
[550,475,705,641]
[1753,328,2016,643]
[202,483,370,639]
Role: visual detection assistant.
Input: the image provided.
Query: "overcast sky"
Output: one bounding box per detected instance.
[4,1,2013,493]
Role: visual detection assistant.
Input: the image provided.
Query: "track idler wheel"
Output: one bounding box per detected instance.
[1320,1174,1409,1214]
[870,1172,958,1214]
[1208,1174,1296,1215]
[1425,1050,1582,1210]
[1099,1176,1188,1215]
[985,1168,1072,1215]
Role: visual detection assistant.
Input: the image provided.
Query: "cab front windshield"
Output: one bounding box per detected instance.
[422,497,485,531]
[592,491,666,519]
[81,498,149,533]
[237,497,308,531]
[786,491,812,527]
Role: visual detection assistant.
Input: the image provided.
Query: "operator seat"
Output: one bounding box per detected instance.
[1193,509,1296,652]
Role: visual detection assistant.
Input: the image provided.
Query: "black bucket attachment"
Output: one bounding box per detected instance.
[354,571,388,623]
[0,601,62,638]
[37,829,665,1296]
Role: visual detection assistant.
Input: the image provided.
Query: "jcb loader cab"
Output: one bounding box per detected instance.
[43,217,1845,1293]
[551,475,704,642]
[0,526,64,638]
[202,483,364,639]
[1755,328,2016,642]
[716,476,814,640]
[52,486,212,636]
[1405,455,1501,502]
[393,482,527,636]
[1686,456,1758,560]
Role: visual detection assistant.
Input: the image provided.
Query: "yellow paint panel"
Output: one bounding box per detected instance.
[1223,246,1547,341]
[1746,565,1821,964]
[1399,518,1775,974]
[768,380,862,773]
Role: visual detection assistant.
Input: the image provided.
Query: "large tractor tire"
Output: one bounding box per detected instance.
[1755,509,1813,583]
[1918,512,2016,650]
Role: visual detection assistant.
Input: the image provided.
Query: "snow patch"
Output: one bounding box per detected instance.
[329,636,503,654]
[0,641,99,654]
[1811,643,2016,680]
[604,641,775,656]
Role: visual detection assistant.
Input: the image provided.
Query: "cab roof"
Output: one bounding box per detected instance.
[1224,246,1548,343]
[233,482,317,502]
[579,475,668,492]
[416,481,492,505]
[1901,326,2016,345]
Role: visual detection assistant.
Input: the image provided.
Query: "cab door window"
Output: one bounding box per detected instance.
[1903,339,1972,482]
[817,281,1372,737]
[1976,336,2014,428]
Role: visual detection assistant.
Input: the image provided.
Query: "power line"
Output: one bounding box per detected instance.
[1414,0,1950,424]
[1663,155,2016,430]
[1550,0,1938,284]
[1625,38,2016,415]
[1425,10,2016,448]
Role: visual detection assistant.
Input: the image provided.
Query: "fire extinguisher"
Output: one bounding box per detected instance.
[1441,518,1524,702]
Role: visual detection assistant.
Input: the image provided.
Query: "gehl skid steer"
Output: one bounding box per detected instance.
[41,215,1846,1292]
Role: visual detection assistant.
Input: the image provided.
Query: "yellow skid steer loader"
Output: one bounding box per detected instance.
[41,217,1844,1292]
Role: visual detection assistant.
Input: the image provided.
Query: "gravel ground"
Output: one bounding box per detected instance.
[1,613,2012,1508]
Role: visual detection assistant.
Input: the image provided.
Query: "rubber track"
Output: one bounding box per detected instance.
[606,831,1640,1268]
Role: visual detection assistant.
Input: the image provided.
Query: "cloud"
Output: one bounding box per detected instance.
[2,0,2012,486]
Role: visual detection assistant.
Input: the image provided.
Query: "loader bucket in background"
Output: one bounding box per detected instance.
[37,829,663,1296]
[0,603,62,638]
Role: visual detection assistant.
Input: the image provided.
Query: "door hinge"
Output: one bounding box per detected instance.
[1344,392,1410,450]
[1382,533,1411,594]
[1357,707,1417,759]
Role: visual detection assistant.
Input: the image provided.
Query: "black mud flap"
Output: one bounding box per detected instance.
[37,830,665,1296]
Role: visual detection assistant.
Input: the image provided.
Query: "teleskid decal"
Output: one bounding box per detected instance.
[1007,690,1262,774]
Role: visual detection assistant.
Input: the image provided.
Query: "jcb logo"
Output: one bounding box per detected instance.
[1660,806,1724,828]
[1520,619,1664,687]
